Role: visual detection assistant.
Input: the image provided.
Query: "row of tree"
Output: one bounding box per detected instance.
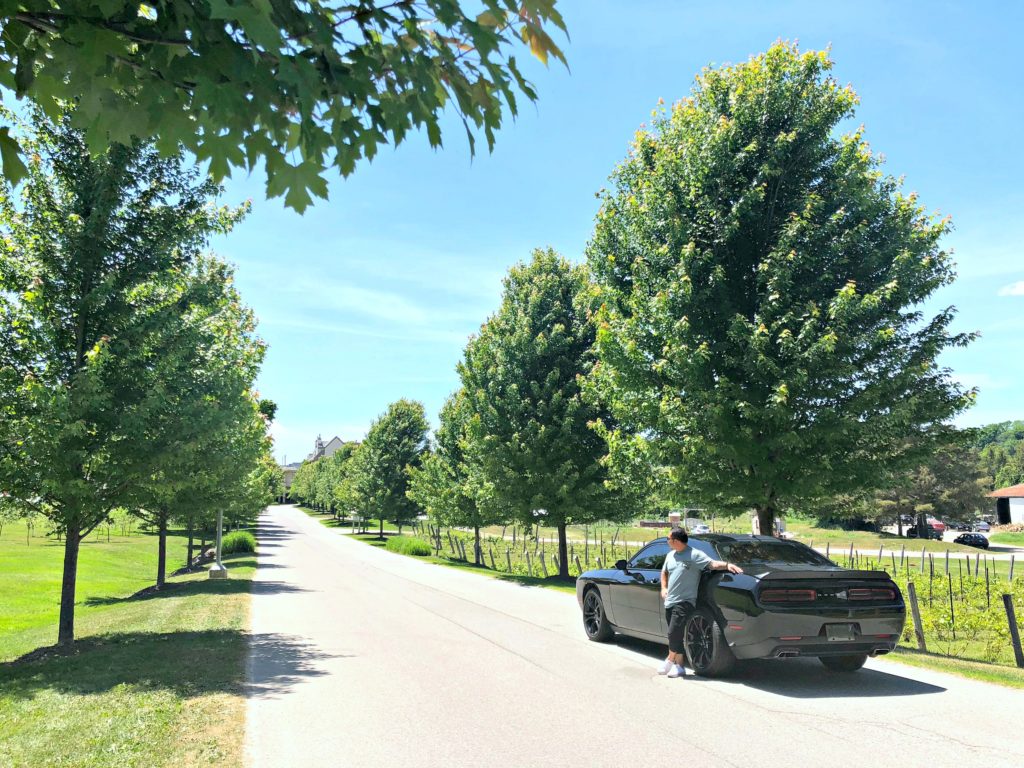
[291,43,981,572]
[0,107,279,648]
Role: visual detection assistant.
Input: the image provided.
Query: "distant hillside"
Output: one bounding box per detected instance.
[975,421,1024,491]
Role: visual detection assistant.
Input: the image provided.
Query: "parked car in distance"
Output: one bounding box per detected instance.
[972,521,991,533]
[690,523,711,535]
[954,533,989,550]
[577,535,905,677]
[907,527,942,540]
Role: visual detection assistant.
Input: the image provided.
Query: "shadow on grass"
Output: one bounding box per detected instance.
[0,630,332,701]
[83,577,308,607]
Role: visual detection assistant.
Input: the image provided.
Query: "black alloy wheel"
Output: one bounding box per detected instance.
[582,589,613,642]
[683,607,735,677]
[819,654,868,672]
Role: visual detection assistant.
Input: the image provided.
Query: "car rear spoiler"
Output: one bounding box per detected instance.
[756,569,896,582]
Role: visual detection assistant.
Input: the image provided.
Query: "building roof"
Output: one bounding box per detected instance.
[988,483,1024,498]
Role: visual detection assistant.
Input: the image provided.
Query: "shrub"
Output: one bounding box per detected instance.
[221,530,256,554]
[385,536,431,557]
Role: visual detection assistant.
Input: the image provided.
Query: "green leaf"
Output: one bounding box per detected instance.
[0,128,28,186]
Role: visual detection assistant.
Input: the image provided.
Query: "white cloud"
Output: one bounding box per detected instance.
[997,280,1024,297]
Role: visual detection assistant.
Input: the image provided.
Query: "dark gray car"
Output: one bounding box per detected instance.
[576,534,906,676]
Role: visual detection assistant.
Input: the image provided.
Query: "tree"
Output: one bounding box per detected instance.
[353,399,428,538]
[408,390,505,564]
[976,421,1024,491]
[0,1,566,211]
[459,248,637,578]
[0,106,244,646]
[134,256,266,588]
[587,43,975,536]
[874,439,986,537]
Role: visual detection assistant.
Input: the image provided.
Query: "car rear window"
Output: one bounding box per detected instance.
[714,540,833,566]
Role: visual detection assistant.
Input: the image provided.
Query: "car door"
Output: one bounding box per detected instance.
[609,541,670,635]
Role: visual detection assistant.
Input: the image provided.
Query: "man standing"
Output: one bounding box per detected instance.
[659,529,742,678]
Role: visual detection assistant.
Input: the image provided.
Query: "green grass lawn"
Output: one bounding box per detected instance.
[991,532,1024,547]
[347,533,577,594]
[886,649,1024,689]
[0,519,253,768]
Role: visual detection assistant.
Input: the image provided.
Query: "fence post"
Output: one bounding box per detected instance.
[1011,555,1016,582]
[944,550,949,576]
[1001,594,1024,668]
[553,554,560,572]
[489,547,496,570]
[900,545,905,566]
[596,556,603,570]
[505,548,512,573]
[947,574,956,641]
[574,554,583,576]
[907,581,927,652]
[526,550,533,577]
[538,551,548,577]
[825,542,830,559]
[920,547,925,573]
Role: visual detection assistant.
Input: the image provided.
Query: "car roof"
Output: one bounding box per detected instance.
[647,534,793,544]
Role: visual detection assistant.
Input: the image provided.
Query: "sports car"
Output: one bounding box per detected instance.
[576,534,905,676]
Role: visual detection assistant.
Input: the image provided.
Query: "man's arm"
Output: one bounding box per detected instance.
[661,561,669,598]
[708,559,743,574]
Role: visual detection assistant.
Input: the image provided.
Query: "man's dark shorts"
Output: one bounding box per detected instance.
[665,602,697,654]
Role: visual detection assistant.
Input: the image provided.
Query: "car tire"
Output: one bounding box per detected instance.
[582,588,613,642]
[820,654,868,672]
[683,607,736,677]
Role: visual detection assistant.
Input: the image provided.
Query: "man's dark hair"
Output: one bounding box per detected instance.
[669,528,688,544]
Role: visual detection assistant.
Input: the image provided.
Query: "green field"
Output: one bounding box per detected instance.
[991,532,1024,547]
[0,519,253,768]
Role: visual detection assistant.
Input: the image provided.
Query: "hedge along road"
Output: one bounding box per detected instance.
[245,506,1024,768]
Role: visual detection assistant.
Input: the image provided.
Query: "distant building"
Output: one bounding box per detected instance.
[989,484,1024,525]
[306,434,346,462]
[277,434,349,502]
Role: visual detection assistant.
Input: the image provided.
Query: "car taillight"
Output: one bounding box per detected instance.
[760,588,817,602]
[848,588,897,601]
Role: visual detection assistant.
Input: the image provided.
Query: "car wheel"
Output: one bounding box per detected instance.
[582,588,613,642]
[820,654,868,672]
[683,608,735,677]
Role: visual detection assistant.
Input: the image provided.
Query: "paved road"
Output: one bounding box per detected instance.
[245,505,1024,768]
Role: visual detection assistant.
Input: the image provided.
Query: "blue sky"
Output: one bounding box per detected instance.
[209,0,1024,463]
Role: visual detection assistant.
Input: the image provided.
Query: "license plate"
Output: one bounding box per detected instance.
[825,623,856,642]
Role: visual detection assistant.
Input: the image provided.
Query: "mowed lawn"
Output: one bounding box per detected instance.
[0,519,254,768]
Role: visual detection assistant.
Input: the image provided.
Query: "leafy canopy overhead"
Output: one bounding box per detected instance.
[0,0,567,211]
[587,43,975,532]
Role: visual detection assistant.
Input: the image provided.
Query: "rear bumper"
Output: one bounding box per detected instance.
[726,608,905,660]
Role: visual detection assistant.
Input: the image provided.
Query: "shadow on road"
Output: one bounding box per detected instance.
[614,636,945,698]
[247,633,344,699]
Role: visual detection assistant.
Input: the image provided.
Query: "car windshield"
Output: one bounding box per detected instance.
[714,540,834,567]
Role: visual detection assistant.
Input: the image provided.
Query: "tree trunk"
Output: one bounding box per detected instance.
[187,519,194,567]
[756,506,776,538]
[378,517,384,540]
[156,515,168,589]
[896,508,903,538]
[474,525,481,566]
[58,527,82,647]
[557,522,569,578]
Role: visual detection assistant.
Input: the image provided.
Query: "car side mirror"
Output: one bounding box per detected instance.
[615,559,628,571]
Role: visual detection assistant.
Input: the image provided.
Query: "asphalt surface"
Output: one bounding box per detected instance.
[245,505,1024,768]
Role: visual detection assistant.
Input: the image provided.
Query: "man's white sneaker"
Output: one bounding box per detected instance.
[667,664,686,678]
[657,658,673,675]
